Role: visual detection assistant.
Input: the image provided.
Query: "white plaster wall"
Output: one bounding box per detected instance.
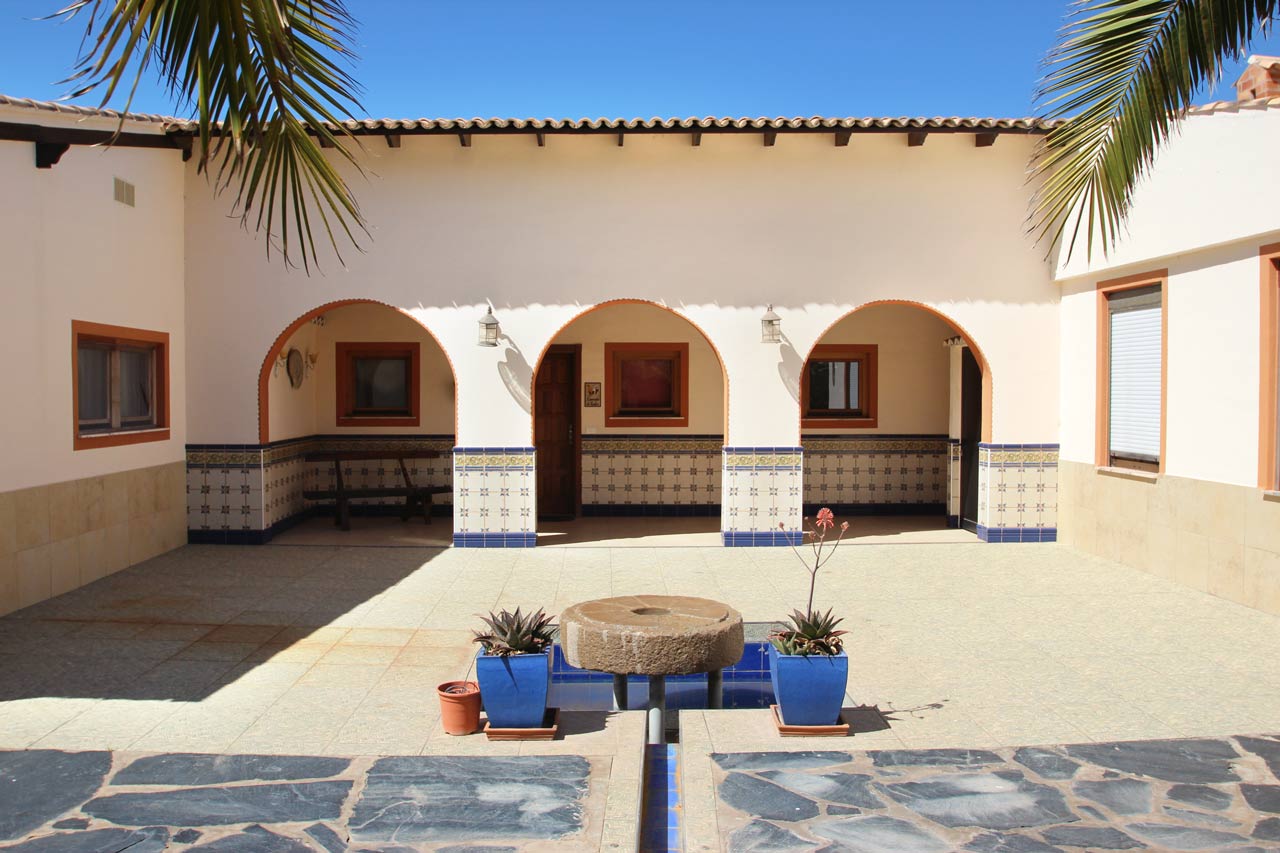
[548,301,725,435]
[266,322,318,441]
[802,303,955,435]
[0,137,186,492]
[180,130,1059,448]
[1055,106,1280,280]
[1059,239,1269,486]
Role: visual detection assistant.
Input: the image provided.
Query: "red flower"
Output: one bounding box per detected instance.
[814,507,835,531]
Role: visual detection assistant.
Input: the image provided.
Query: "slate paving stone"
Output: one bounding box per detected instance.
[1240,784,1280,814]
[111,753,351,786]
[49,820,89,830]
[1236,736,1280,779]
[1063,739,1242,783]
[83,780,352,827]
[0,750,113,842]
[436,847,520,853]
[713,752,851,771]
[879,770,1078,830]
[869,748,1003,767]
[1073,779,1152,816]
[759,771,884,809]
[809,815,949,853]
[1166,783,1234,811]
[719,773,821,822]
[1254,817,1280,840]
[186,824,314,852]
[303,822,346,852]
[1040,824,1145,849]
[1161,805,1240,826]
[3,827,169,853]
[963,830,1066,853]
[1012,748,1081,781]
[173,829,202,844]
[826,806,861,816]
[1126,821,1250,849]
[349,756,589,844]
[726,818,818,852]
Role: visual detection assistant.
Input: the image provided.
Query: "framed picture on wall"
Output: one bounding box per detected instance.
[584,381,601,407]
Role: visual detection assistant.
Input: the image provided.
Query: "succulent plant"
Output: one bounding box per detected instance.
[768,607,847,656]
[473,607,554,657]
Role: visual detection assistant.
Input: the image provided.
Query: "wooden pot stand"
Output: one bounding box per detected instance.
[483,707,561,741]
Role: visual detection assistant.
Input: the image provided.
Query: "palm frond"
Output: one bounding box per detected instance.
[54,0,367,272]
[1031,0,1275,261]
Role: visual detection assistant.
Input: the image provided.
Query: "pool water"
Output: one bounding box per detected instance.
[549,640,776,711]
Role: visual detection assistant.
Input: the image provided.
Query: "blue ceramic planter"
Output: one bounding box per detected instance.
[768,646,848,726]
[476,650,550,729]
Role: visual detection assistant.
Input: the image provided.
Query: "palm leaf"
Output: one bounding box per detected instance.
[53,0,367,272]
[1031,0,1275,261]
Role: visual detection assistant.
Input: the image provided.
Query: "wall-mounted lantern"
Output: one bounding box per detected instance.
[761,305,782,343]
[478,304,501,347]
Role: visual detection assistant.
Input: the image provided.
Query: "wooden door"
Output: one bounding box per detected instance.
[535,347,579,519]
[960,347,982,532]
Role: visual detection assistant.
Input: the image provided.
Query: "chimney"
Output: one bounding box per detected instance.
[1234,55,1280,101]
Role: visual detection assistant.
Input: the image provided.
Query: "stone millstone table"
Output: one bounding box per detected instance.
[559,595,744,744]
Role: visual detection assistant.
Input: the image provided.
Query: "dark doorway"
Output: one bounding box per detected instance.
[535,345,580,520]
[960,347,982,532]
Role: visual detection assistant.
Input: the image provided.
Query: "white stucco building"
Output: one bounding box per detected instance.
[1,57,1277,617]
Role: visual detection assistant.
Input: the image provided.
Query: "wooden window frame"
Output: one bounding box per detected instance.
[71,320,170,450]
[335,341,421,427]
[604,342,689,428]
[801,344,879,429]
[1095,270,1167,474]
[1261,244,1280,490]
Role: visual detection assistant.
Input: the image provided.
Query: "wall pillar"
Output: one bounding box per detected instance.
[720,447,804,546]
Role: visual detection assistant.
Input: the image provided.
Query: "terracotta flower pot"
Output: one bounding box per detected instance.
[437,680,481,735]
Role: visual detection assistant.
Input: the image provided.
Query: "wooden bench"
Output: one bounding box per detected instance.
[303,449,445,531]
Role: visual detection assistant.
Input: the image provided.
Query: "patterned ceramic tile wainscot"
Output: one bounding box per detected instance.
[452,447,536,547]
[581,435,721,516]
[976,443,1059,542]
[801,434,949,515]
[721,447,803,546]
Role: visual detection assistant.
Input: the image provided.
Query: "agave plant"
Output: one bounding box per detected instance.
[473,607,554,657]
[769,608,848,656]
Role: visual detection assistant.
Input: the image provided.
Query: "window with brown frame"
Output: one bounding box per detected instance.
[335,341,421,427]
[605,342,689,427]
[1095,272,1166,474]
[72,321,170,450]
[801,344,878,428]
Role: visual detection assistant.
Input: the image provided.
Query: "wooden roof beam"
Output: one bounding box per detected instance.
[536,132,546,147]
[762,130,777,147]
[907,131,928,147]
[834,130,851,147]
[384,134,401,148]
[458,133,472,148]
[690,131,702,147]
[975,132,997,148]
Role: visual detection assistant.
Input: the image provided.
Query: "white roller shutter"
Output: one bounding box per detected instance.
[1108,286,1162,463]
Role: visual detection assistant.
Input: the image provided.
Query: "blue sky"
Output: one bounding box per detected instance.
[1,1,1276,119]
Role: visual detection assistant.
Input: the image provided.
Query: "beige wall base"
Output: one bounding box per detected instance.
[0,461,187,617]
[1059,460,1280,614]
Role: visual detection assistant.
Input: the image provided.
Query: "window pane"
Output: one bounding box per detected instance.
[354,357,409,411]
[1109,292,1162,460]
[77,346,109,425]
[848,361,860,412]
[120,348,155,423]
[619,358,674,410]
[809,361,847,409]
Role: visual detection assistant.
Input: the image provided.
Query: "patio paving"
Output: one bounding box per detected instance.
[0,538,1278,849]
[678,728,1280,851]
[0,748,614,851]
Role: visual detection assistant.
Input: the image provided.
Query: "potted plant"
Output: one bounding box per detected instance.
[436,680,481,735]
[769,508,850,727]
[473,607,554,729]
